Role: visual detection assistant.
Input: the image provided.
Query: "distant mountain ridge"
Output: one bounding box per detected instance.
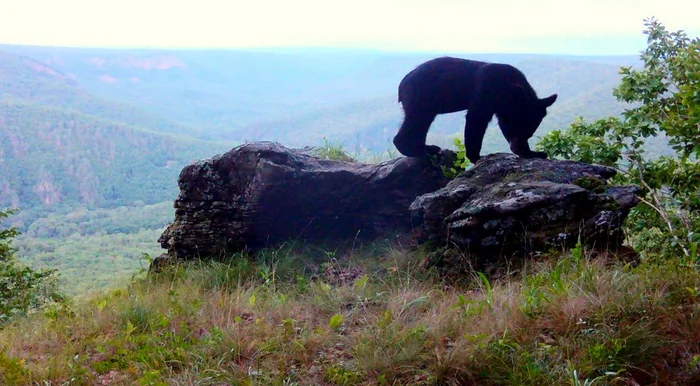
[0,50,204,137]
[0,44,639,136]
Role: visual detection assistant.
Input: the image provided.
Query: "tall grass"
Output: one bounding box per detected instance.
[2,244,700,385]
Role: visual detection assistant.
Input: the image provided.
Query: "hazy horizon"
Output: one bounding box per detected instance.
[2,0,699,56]
[0,41,648,58]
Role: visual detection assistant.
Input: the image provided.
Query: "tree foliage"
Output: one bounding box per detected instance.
[1,209,64,326]
[537,18,700,260]
[0,210,19,262]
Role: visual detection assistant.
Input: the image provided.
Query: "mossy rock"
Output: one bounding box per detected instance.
[573,176,608,193]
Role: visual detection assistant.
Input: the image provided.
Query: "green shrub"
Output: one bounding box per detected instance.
[0,209,65,327]
[440,137,471,178]
[537,18,700,261]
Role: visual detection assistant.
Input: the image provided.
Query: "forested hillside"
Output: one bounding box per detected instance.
[0,99,230,210]
[0,49,232,224]
[13,204,171,295]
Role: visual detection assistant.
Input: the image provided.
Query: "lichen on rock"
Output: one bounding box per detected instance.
[409,153,642,268]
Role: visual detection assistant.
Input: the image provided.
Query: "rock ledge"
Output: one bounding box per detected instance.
[409,153,642,263]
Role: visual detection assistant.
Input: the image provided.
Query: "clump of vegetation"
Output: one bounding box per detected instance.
[572,176,607,193]
[313,138,357,162]
[1,209,65,328]
[439,137,471,178]
[538,17,700,261]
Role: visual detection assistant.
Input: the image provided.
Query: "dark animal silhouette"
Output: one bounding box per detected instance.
[393,57,558,164]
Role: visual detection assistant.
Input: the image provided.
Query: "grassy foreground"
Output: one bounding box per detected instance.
[2,243,700,385]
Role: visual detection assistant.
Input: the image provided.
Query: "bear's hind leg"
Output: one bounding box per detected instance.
[393,111,438,157]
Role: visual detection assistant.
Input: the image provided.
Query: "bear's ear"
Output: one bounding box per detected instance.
[540,94,558,107]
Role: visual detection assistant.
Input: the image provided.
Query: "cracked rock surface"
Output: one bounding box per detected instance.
[409,153,642,262]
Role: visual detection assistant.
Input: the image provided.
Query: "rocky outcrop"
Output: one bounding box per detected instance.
[157,141,456,261]
[155,142,643,272]
[409,153,642,265]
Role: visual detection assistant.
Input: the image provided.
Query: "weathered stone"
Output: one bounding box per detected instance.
[158,141,456,261]
[409,153,642,266]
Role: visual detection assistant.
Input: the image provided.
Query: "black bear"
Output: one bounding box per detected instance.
[392,56,557,164]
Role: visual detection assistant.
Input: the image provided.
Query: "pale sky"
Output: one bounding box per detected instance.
[1,0,699,54]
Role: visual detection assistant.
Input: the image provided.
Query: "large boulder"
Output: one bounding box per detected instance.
[409,153,642,266]
[157,141,456,261]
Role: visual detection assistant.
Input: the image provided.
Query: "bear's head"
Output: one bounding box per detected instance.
[500,92,558,141]
[529,93,557,134]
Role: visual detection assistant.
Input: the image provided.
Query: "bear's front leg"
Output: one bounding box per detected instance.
[509,137,548,159]
[531,150,548,159]
[464,111,492,164]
